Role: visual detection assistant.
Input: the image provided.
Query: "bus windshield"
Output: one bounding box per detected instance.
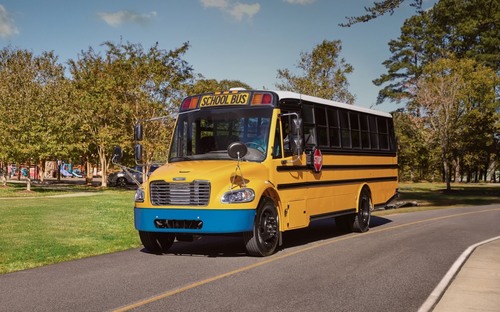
[169,107,273,162]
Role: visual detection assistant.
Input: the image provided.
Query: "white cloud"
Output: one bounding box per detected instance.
[282,0,316,5]
[200,0,260,21]
[201,0,230,9]
[229,3,260,21]
[98,10,157,28]
[0,5,19,38]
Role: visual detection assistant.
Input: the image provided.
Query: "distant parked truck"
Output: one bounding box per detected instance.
[108,165,159,187]
[114,89,398,256]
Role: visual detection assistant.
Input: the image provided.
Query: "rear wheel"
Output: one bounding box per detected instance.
[139,231,175,254]
[335,187,372,233]
[244,197,279,257]
[353,188,372,232]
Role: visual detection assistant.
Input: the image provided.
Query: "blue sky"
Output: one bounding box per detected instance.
[0,0,437,113]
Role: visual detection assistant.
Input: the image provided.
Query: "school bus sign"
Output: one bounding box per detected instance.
[200,92,250,107]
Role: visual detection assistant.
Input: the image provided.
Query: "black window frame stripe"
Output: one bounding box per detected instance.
[276,176,398,190]
[276,164,398,172]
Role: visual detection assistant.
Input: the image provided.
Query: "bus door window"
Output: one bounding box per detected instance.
[272,120,282,159]
[280,110,302,157]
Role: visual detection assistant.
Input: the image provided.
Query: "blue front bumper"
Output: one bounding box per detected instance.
[134,207,256,234]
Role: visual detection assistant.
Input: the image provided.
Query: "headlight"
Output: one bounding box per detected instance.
[135,188,145,202]
[221,188,255,203]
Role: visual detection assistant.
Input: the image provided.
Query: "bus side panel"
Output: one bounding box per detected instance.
[284,199,308,229]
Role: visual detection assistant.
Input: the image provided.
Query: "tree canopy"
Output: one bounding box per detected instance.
[0,47,78,188]
[276,40,355,104]
[374,0,500,104]
[68,41,194,186]
[340,0,423,27]
[372,0,500,186]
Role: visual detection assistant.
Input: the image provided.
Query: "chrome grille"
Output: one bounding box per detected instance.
[150,180,210,206]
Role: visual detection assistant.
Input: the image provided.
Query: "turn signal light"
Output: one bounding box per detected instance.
[251,92,273,105]
[181,96,199,111]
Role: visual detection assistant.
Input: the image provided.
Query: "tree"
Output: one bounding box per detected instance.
[276,40,355,104]
[415,57,498,190]
[68,41,194,186]
[340,0,423,27]
[186,78,252,95]
[393,109,436,181]
[374,0,500,104]
[0,47,75,190]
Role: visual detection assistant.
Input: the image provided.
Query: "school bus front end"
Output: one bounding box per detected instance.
[134,160,269,235]
[134,90,283,256]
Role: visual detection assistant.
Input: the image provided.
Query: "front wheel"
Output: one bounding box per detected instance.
[243,197,280,257]
[139,231,175,254]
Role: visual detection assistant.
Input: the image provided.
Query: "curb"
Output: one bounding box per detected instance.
[418,235,500,312]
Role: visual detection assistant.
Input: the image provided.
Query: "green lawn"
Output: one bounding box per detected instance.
[0,183,139,274]
[1,181,499,274]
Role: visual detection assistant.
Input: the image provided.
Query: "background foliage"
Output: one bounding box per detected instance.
[0,0,498,189]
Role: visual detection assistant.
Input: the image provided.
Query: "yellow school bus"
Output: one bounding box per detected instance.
[132,89,398,256]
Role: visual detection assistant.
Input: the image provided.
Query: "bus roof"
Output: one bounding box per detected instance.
[272,90,392,118]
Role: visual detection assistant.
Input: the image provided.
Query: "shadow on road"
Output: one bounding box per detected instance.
[141,215,393,258]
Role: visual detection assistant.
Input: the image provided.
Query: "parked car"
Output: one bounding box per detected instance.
[108,165,159,187]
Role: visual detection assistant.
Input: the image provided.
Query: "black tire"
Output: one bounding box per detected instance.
[353,188,372,233]
[116,177,127,187]
[244,197,280,257]
[139,231,175,254]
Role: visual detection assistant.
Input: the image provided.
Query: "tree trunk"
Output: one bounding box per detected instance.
[98,145,108,187]
[85,160,93,186]
[442,147,451,191]
[444,160,451,191]
[454,157,460,183]
[57,161,61,182]
[40,160,45,182]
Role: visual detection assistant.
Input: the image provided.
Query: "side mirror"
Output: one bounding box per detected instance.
[134,124,143,142]
[134,144,143,162]
[227,142,248,159]
[292,117,303,156]
[292,136,303,156]
[292,118,302,136]
[112,146,123,163]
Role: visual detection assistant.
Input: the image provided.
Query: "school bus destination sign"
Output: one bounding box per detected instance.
[200,92,250,107]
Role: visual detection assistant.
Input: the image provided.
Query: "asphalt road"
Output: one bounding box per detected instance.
[1,204,499,312]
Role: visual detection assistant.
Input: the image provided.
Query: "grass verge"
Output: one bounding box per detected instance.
[0,184,138,274]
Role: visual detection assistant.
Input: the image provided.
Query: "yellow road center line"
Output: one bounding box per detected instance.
[113,207,500,312]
